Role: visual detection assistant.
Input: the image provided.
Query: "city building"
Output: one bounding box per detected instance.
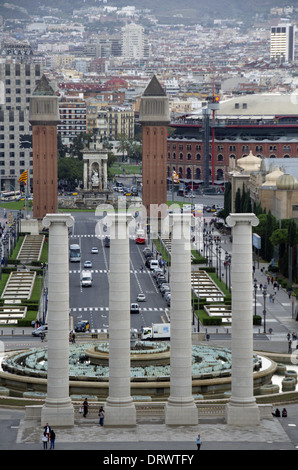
[167,93,298,189]
[96,107,135,140]
[57,94,87,145]
[270,22,295,63]
[121,23,145,60]
[0,62,43,191]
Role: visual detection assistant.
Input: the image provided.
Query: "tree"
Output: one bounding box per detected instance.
[58,157,83,189]
[235,188,241,212]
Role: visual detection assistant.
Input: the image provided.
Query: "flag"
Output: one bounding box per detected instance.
[172,170,179,183]
[18,170,28,185]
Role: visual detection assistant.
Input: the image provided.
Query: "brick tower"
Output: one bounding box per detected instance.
[139,75,170,221]
[29,75,60,219]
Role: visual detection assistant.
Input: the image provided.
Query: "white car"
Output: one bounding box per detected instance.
[91,247,98,254]
[137,293,146,302]
[84,260,92,268]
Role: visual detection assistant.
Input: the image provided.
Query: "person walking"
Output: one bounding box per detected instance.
[99,406,105,426]
[83,398,89,418]
[196,434,202,450]
[50,429,56,449]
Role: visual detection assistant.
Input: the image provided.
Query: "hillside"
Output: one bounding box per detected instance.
[0,0,294,22]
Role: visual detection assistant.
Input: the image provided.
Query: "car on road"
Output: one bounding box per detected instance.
[104,236,110,247]
[74,320,90,332]
[84,260,92,268]
[91,247,98,254]
[145,257,154,268]
[144,250,154,259]
[32,325,48,337]
[137,293,146,302]
[130,303,140,314]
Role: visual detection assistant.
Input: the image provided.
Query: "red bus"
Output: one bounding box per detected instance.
[136,229,146,244]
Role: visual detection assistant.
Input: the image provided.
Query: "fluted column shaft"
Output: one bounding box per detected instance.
[105,213,136,426]
[41,213,74,426]
[165,213,198,425]
[226,213,260,426]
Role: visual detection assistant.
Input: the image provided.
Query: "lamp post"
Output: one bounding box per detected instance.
[253,278,258,317]
[262,287,267,334]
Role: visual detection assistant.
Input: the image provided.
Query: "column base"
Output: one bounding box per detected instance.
[165,398,198,426]
[41,398,74,427]
[226,400,260,426]
[104,397,136,427]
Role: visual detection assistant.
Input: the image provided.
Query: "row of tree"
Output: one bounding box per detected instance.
[222,183,298,284]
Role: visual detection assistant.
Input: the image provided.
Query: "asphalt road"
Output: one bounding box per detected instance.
[68,212,169,333]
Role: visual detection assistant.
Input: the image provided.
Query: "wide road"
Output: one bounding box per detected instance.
[68,212,169,333]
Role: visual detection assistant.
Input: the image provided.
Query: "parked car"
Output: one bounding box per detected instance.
[137,293,146,302]
[32,325,48,337]
[145,257,154,268]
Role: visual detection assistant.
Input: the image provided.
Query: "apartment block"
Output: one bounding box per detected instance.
[0,62,43,191]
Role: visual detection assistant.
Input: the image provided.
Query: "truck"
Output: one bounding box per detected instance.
[141,323,170,340]
[80,270,92,287]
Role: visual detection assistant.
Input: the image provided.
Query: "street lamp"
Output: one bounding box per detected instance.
[262,287,267,334]
[253,278,258,317]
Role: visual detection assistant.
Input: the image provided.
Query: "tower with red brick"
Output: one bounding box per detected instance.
[139,76,170,219]
[29,75,59,220]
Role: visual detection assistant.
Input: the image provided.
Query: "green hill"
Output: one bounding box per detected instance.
[0,0,293,21]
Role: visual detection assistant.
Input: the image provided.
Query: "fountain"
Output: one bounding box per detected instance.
[0,340,274,401]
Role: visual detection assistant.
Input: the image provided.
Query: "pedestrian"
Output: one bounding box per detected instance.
[83,398,89,417]
[44,423,51,440]
[99,406,105,426]
[72,332,76,344]
[288,340,292,353]
[196,434,202,450]
[50,429,56,449]
[42,431,48,449]
[259,283,263,290]
[272,408,280,417]
[272,294,275,303]
[282,408,288,417]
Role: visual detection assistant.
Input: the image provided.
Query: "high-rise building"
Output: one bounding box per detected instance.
[270,23,295,63]
[0,62,42,191]
[121,23,145,60]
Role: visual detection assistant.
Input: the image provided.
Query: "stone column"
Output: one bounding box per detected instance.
[41,213,75,427]
[165,213,198,425]
[104,213,136,426]
[226,213,260,426]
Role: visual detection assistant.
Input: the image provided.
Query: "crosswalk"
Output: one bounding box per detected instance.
[69,269,151,274]
[70,307,165,313]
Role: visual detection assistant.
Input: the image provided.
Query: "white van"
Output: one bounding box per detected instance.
[80,270,92,287]
[149,259,159,270]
